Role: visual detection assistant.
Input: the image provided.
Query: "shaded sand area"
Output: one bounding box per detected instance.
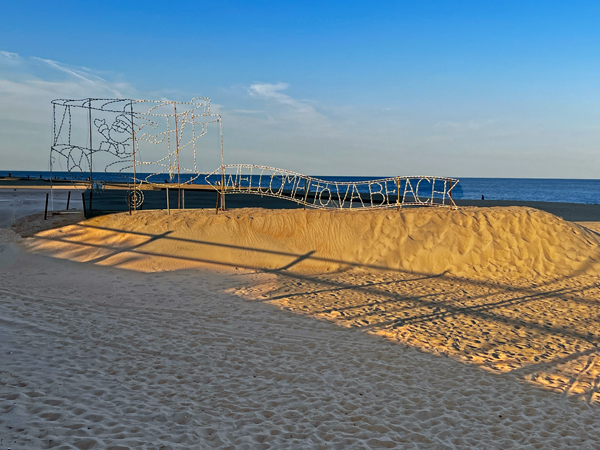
[0,190,82,229]
[2,206,600,448]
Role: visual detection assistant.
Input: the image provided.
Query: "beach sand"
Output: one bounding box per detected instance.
[0,189,83,229]
[2,205,600,448]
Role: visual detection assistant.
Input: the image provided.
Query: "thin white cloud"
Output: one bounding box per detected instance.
[32,57,102,85]
[0,51,137,169]
[249,82,290,101]
[0,51,20,64]
[248,82,318,116]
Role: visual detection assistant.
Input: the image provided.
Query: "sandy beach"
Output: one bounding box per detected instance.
[2,197,600,448]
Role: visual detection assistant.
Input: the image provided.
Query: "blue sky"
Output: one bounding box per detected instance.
[1,1,600,177]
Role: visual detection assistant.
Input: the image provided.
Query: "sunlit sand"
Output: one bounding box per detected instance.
[2,206,600,447]
[24,207,600,277]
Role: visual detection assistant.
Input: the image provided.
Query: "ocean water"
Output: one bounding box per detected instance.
[2,170,600,205]
[451,178,600,204]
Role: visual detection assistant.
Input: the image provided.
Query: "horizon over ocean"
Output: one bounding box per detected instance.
[2,170,600,205]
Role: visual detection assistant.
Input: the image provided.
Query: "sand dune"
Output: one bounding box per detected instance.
[3,206,600,447]
[2,227,600,448]
[26,206,600,279]
[21,206,600,403]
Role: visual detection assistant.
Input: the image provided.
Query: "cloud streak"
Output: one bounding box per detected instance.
[0,51,138,169]
[32,57,105,86]
[0,52,131,98]
[248,82,321,118]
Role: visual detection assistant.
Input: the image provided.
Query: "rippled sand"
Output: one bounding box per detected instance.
[2,206,600,448]
[23,207,600,279]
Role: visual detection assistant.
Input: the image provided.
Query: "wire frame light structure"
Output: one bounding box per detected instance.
[50,97,459,212]
[207,164,458,209]
[50,97,224,208]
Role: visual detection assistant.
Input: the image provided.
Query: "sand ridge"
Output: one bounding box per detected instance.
[20,206,600,405]
[3,207,600,447]
[1,234,600,448]
[25,206,600,279]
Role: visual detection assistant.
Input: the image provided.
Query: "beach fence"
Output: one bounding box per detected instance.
[78,186,306,217]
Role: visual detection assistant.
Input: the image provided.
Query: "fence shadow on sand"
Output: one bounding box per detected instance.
[29,223,600,406]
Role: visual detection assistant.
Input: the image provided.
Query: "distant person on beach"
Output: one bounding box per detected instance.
[482,195,485,200]
[8,173,11,178]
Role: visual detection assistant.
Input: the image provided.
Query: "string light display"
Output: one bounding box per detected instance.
[50,97,223,186]
[50,97,458,211]
[207,164,458,209]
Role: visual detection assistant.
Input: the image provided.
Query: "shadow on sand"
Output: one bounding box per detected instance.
[29,222,600,406]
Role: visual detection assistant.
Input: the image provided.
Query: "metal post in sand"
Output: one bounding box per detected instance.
[166,187,170,215]
[44,193,49,220]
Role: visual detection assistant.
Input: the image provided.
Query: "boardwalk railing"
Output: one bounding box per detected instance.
[206,165,458,210]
